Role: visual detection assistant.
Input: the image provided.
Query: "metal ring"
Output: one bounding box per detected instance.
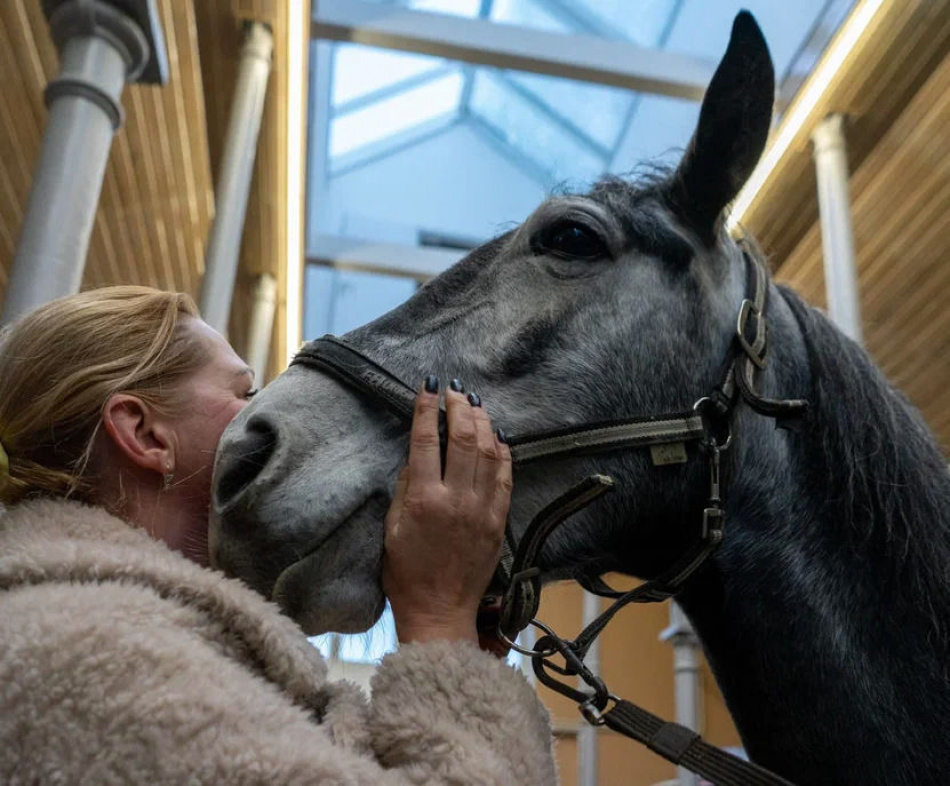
[496,618,560,658]
[692,398,733,451]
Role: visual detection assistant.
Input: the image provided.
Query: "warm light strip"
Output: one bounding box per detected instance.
[285,0,307,364]
[727,0,886,230]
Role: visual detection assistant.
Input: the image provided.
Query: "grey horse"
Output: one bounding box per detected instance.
[211,13,950,784]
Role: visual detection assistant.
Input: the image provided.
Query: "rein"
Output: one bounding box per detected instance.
[291,250,807,786]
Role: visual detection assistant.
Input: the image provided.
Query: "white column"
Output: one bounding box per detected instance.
[661,602,701,786]
[578,591,600,786]
[812,113,863,344]
[2,1,151,323]
[200,22,273,335]
[246,274,278,383]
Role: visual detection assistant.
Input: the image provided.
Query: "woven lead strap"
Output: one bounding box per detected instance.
[602,700,796,786]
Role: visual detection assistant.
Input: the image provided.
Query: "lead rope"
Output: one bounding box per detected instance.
[501,440,795,786]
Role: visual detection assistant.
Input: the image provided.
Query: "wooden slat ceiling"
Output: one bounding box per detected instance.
[0,0,214,297]
[745,0,950,451]
[744,0,950,264]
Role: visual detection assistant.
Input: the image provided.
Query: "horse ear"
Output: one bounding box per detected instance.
[669,11,774,243]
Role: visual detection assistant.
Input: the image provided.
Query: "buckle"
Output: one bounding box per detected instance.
[701,507,725,542]
[736,299,767,369]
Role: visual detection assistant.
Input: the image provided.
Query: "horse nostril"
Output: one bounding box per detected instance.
[215,417,278,509]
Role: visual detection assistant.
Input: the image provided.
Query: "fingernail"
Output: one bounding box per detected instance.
[495,428,508,444]
[480,595,497,607]
[424,375,439,393]
[467,392,481,407]
[449,378,464,393]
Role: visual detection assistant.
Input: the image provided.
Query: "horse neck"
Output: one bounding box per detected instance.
[676,286,950,785]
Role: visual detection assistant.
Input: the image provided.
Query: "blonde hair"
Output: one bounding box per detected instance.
[0,287,208,506]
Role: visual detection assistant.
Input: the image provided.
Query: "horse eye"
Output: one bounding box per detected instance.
[537,222,606,260]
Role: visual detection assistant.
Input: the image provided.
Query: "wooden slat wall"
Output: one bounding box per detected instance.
[775,46,950,450]
[0,0,214,298]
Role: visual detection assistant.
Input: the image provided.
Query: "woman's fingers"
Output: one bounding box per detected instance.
[471,401,498,497]
[442,381,479,490]
[492,434,513,525]
[386,378,514,650]
[406,376,506,511]
[407,377,442,487]
[386,466,409,535]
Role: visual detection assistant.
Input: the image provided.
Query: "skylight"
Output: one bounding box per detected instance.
[407,0,481,17]
[331,45,447,107]
[469,70,606,184]
[322,0,682,180]
[311,0,858,239]
[490,0,569,33]
[330,70,464,158]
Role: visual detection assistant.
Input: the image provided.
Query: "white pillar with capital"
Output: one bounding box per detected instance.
[812,113,863,345]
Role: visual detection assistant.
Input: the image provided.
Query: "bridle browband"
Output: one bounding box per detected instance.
[291,249,807,786]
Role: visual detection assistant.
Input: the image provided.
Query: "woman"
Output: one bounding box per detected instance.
[0,287,557,784]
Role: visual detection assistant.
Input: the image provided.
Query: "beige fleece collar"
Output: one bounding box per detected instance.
[0,498,330,715]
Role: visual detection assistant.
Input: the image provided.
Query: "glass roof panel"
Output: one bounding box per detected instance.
[569,0,679,44]
[470,70,606,186]
[310,1,860,256]
[356,0,482,17]
[489,0,572,33]
[330,70,464,158]
[506,71,633,152]
[331,45,446,108]
[408,0,481,17]
[305,266,418,339]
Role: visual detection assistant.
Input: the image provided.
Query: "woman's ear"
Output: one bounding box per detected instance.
[101,394,176,477]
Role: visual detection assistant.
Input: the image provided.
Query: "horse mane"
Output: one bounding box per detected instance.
[778,281,950,634]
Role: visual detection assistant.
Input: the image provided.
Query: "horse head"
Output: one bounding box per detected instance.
[211,12,778,635]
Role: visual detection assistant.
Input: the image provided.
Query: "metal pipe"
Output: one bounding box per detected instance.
[200,22,273,336]
[812,113,863,344]
[2,1,149,323]
[246,273,278,384]
[578,590,600,786]
[661,602,701,786]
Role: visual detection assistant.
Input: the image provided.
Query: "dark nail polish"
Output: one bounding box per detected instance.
[495,428,508,444]
[467,392,481,407]
[424,375,439,393]
[449,378,464,393]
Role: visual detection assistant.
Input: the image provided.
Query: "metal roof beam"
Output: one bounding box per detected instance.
[309,234,466,280]
[312,0,715,101]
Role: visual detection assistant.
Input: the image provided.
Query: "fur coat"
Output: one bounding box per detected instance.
[0,499,557,785]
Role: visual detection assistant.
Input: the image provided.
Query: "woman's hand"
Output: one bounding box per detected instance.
[383,377,512,649]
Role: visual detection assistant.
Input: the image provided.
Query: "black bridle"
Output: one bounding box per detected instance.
[291,250,807,786]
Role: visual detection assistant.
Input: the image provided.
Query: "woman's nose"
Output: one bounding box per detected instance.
[214,415,278,510]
